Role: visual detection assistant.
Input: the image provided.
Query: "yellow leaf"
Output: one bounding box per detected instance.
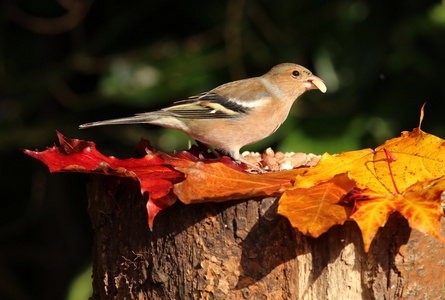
[294,127,445,195]
[394,176,445,243]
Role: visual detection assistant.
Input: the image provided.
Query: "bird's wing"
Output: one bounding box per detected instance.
[154,92,248,119]
[154,78,271,119]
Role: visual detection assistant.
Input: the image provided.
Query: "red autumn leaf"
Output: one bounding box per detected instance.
[146,191,178,229]
[24,132,184,229]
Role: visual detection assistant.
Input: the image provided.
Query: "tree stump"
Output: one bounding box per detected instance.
[87,175,445,299]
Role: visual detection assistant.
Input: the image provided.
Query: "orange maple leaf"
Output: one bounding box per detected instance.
[278,174,355,237]
[346,176,445,251]
[170,159,306,204]
[343,188,397,251]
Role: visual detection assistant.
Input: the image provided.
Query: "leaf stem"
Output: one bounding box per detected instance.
[384,149,400,194]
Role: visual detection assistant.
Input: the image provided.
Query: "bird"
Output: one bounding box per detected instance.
[79,63,327,172]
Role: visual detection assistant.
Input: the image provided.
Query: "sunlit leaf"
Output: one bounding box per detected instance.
[278,174,355,237]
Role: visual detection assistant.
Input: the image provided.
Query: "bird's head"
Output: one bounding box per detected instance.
[263,63,327,100]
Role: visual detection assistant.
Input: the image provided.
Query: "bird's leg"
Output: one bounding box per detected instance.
[235,156,267,174]
[229,150,267,174]
[196,140,221,159]
[196,141,266,173]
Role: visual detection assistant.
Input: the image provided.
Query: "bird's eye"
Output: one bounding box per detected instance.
[292,70,300,77]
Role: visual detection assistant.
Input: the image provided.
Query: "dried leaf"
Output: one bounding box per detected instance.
[345,176,445,251]
[394,177,445,243]
[344,188,397,251]
[282,107,445,250]
[171,160,306,204]
[24,132,183,229]
[278,174,355,237]
[293,127,445,195]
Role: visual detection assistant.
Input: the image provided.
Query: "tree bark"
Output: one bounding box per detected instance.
[87,175,445,300]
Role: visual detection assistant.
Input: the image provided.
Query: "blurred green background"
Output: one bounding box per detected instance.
[1,0,445,299]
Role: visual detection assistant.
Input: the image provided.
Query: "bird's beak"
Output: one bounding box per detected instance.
[305,75,327,93]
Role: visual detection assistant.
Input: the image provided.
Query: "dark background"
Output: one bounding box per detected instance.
[1,0,444,299]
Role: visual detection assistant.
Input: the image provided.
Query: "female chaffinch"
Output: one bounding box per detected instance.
[80,63,326,172]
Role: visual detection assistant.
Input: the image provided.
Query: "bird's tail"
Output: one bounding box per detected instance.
[79,114,155,129]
